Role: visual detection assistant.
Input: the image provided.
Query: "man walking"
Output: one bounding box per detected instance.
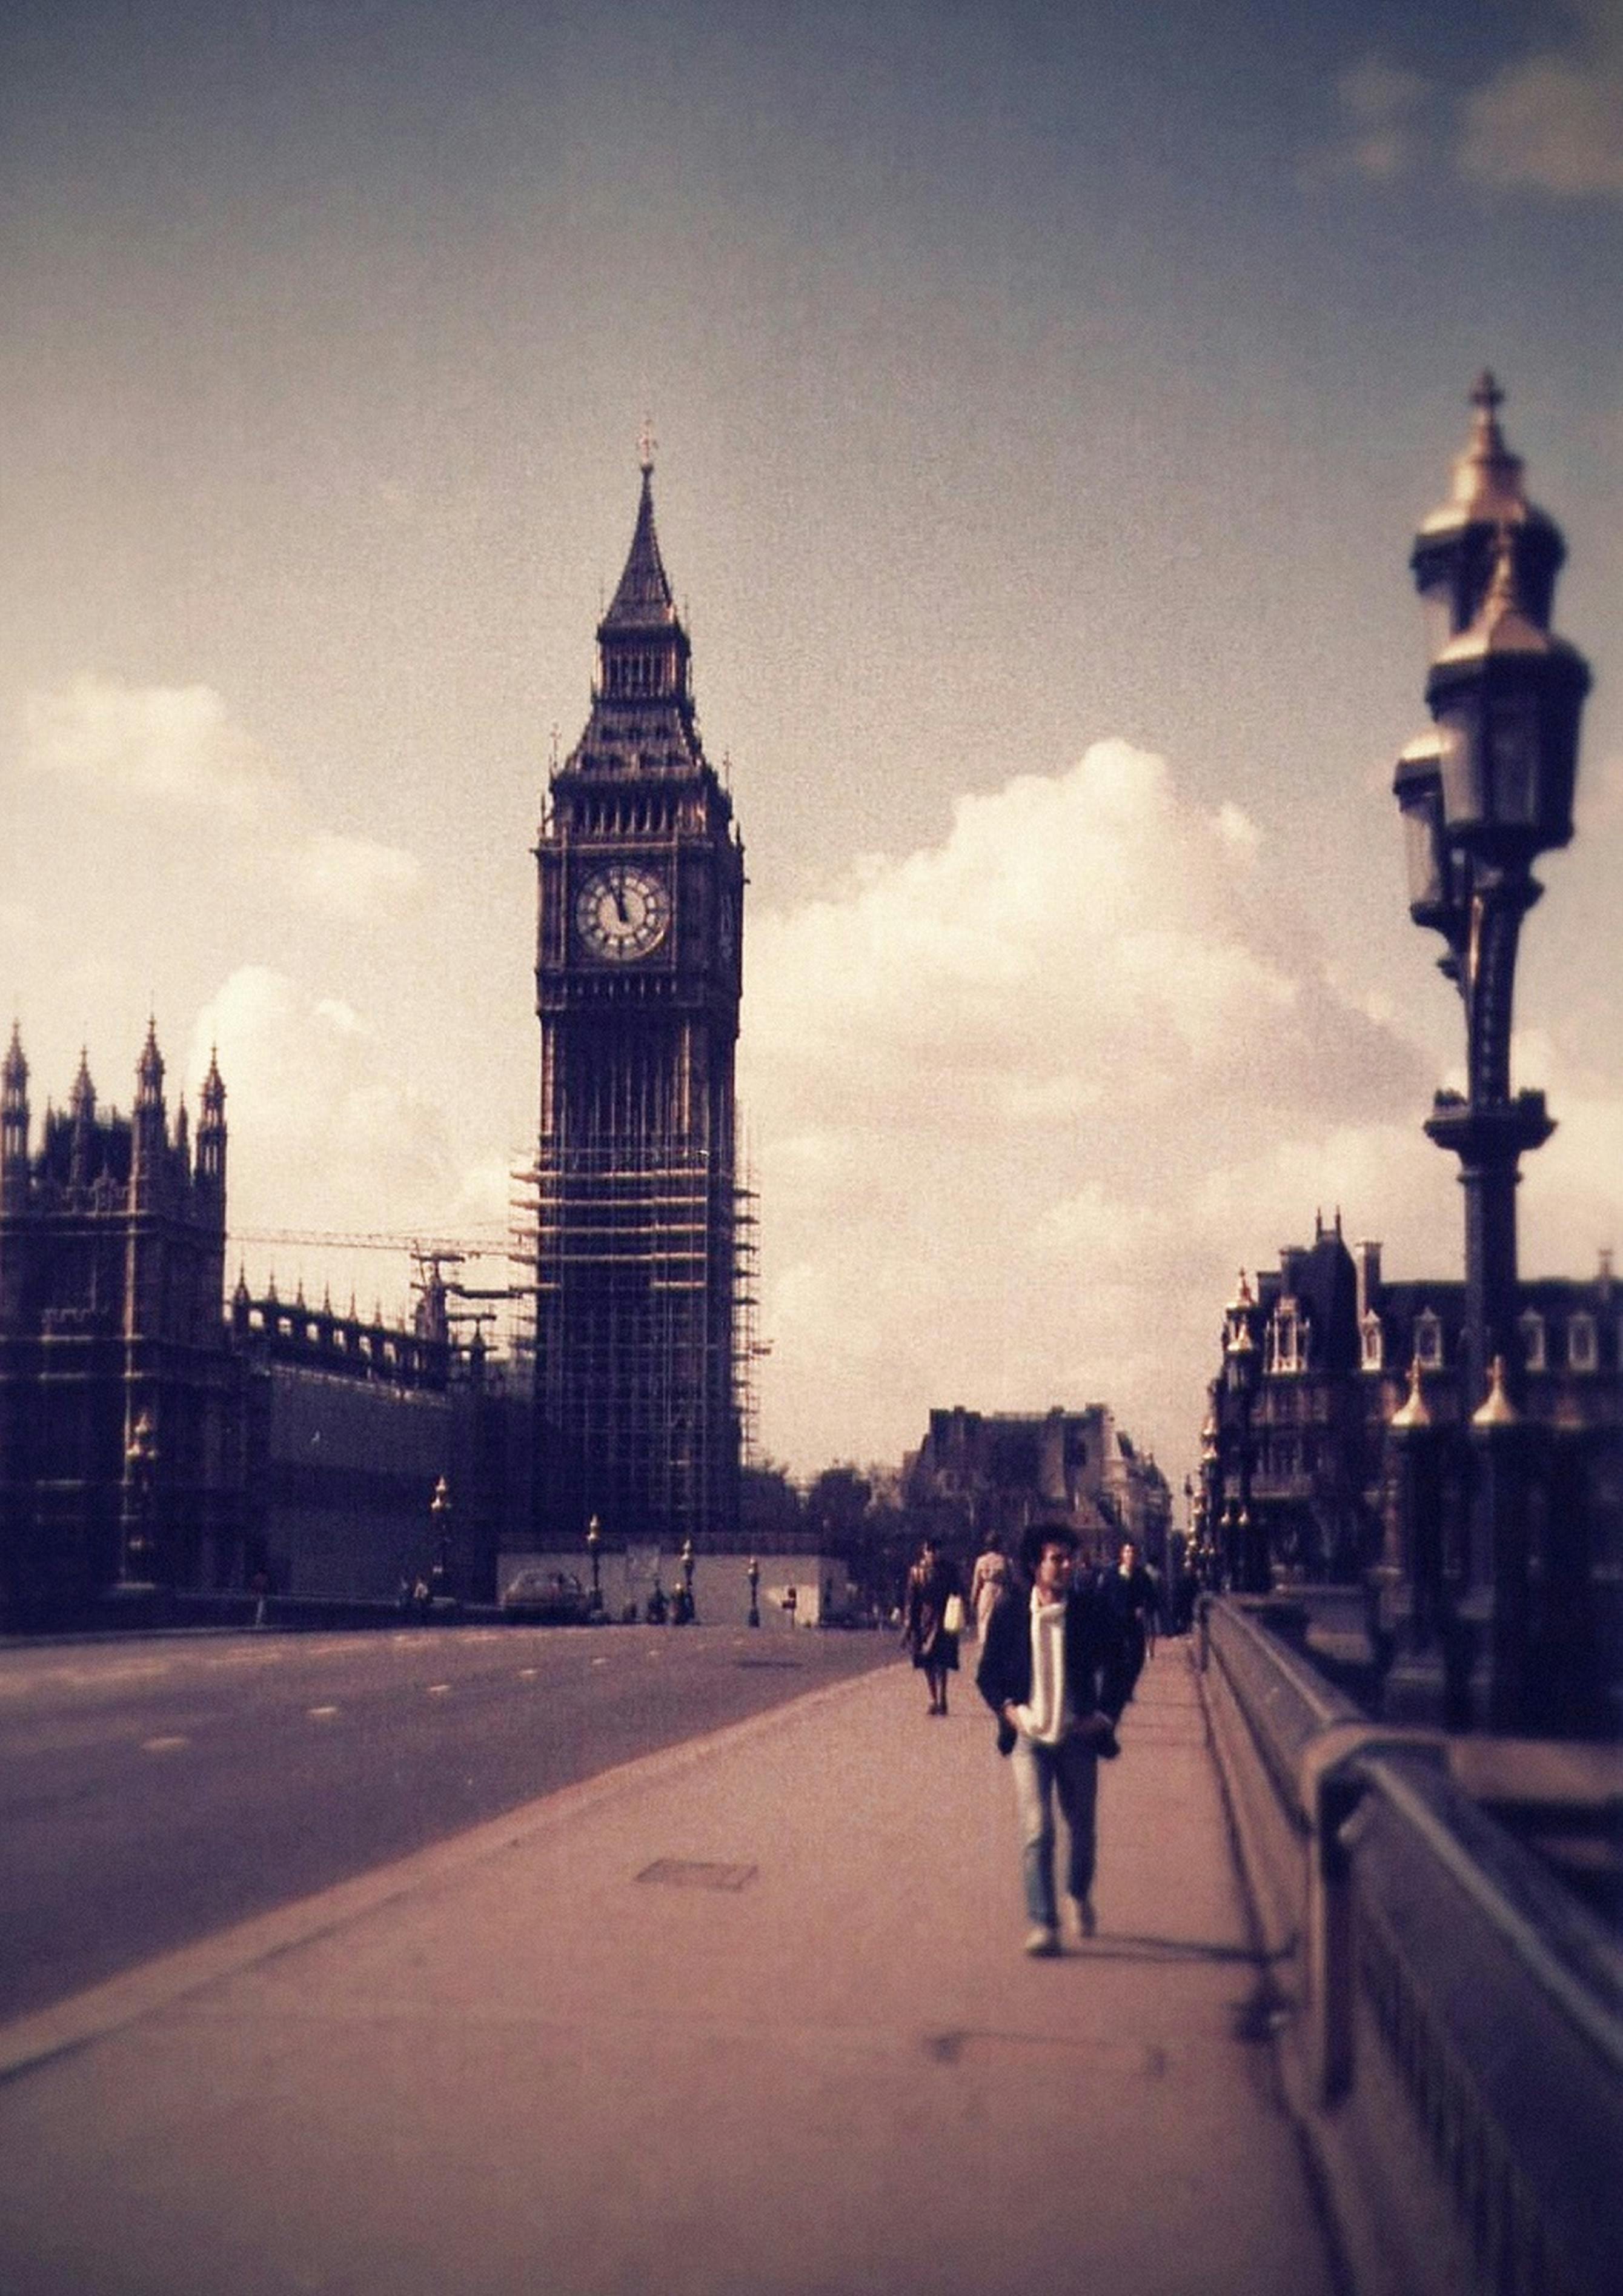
[977,1521,1130,1957]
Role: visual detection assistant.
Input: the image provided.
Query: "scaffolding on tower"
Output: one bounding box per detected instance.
[512,1111,748,1549]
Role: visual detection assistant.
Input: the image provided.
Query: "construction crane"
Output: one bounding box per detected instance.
[232,1227,507,1255]
[232,1228,525,1346]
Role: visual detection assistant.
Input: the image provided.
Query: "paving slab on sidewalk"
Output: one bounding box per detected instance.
[0,1642,1340,2296]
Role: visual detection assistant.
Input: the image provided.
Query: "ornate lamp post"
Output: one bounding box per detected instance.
[1394,376,1590,1728]
[1197,1399,1221,1588]
[586,1512,603,1617]
[746,1554,760,1629]
[118,1408,159,1590]
[1221,1278,1267,1594]
[428,1476,452,1596]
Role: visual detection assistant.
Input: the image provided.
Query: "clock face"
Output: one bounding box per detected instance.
[574,863,671,960]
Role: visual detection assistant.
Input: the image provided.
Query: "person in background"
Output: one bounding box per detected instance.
[901,1537,963,1717]
[969,1532,1010,1642]
[1102,1537,1155,1702]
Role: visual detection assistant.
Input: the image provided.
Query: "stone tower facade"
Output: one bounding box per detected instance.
[531,453,746,1551]
[0,1023,241,1622]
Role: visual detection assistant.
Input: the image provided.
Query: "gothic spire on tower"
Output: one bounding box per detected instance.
[601,458,678,633]
[135,1017,165,1114]
[1,1024,28,1198]
[574,443,700,750]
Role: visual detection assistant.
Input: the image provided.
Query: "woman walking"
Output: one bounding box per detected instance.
[969,1533,1011,1642]
[901,1538,963,1715]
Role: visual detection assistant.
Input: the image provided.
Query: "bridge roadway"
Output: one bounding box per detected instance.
[0,1635,1341,2296]
[0,1620,897,2021]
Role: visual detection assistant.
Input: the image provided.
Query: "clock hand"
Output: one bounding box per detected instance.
[613,882,630,923]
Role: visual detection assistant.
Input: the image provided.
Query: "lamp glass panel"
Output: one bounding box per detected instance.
[1401,793,1446,912]
[1418,582,1456,664]
[1435,708,1480,828]
[1487,690,1540,825]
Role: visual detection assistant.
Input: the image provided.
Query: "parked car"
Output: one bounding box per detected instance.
[500,1568,594,1625]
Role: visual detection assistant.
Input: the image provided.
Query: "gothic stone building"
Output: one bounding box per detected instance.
[531,453,746,1552]
[0,1023,241,1622]
[1204,1214,1623,1629]
[0,1026,517,1625]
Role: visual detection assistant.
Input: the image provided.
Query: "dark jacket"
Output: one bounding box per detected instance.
[975,1579,1130,1757]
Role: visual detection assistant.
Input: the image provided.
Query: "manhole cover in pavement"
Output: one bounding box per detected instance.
[637,1858,758,1892]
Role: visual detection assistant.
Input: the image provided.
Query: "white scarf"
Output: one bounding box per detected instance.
[1015,1592,1069,1745]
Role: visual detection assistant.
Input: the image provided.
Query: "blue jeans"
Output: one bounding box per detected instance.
[1011,1732,1099,1928]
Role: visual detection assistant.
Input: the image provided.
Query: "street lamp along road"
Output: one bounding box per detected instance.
[118,1408,159,1591]
[585,1514,603,1617]
[1391,374,1591,1731]
[428,1476,453,1600]
[1221,1274,1267,1594]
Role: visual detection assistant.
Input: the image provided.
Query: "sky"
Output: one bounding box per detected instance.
[2,0,1620,1499]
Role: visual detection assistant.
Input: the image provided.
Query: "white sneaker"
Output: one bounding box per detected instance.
[1023,1924,1060,1957]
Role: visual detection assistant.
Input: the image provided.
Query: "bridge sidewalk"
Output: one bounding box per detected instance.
[0,1640,1341,2296]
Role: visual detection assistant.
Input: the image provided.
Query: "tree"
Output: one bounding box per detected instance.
[740,1458,805,1549]
[805,1465,871,1553]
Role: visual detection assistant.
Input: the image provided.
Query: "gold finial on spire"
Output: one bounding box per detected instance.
[1471,368,1505,430]
[1472,1353,1521,1428]
[1390,1354,1432,1431]
[1433,369,1527,529]
[639,413,657,474]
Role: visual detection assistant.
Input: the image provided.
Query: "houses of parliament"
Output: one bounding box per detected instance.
[0,453,751,1626]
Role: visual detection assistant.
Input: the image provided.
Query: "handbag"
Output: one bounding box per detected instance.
[941,1593,966,1635]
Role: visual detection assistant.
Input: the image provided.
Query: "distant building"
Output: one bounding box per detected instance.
[1202,1211,1623,1603]
[903,1403,1172,1569]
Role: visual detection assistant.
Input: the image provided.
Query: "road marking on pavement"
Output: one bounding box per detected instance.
[307,1705,340,1720]
[426,1683,451,1696]
[591,1656,608,1667]
[517,1668,538,1679]
[141,1735,189,1754]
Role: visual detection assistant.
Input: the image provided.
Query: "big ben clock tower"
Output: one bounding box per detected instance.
[532,443,745,1552]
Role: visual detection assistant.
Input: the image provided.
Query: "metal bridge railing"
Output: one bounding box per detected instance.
[1199,1594,1623,2296]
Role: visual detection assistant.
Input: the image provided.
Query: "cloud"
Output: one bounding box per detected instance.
[21,676,273,817]
[187,966,465,1260]
[1319,16,1623,200]
[288,833,426,918]
[741,740,1438,1477]
[1460,7,1623,198]
[17,676,428,928]
[1507,1028,1623,1276]
[1329,56,1433,182]
[747,742,1413,1142]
